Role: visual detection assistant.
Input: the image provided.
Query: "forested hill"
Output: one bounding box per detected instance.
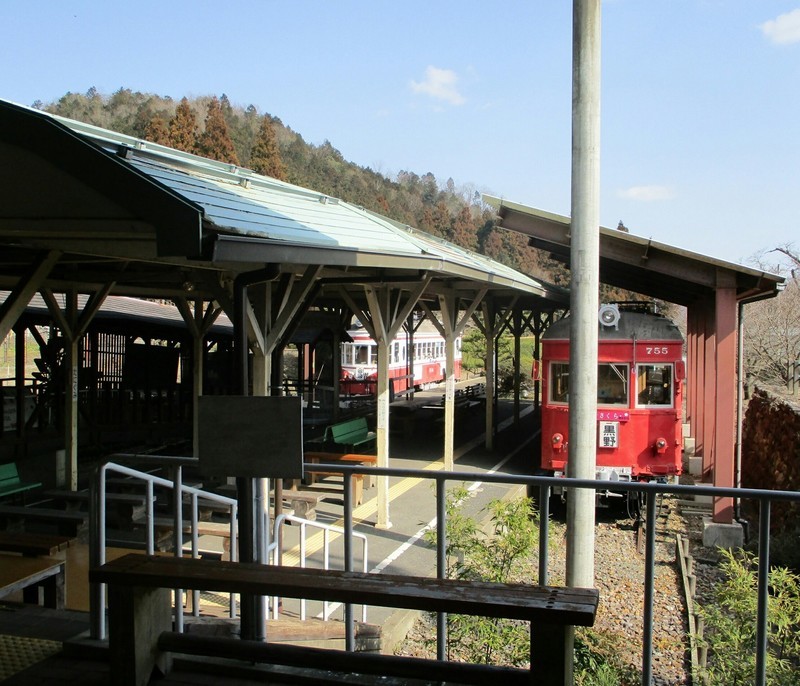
[38,87,567,286]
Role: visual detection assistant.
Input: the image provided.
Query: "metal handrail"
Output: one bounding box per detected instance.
[308,462,800,686]
[89,457,238,639]
[87,455,799,686]
[272,512,369,622]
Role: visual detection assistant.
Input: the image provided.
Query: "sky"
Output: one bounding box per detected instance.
[2,1,798,269]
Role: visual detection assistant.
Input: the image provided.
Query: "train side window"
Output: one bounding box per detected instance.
[355,345,369,365]
[597,363,629,406]
[636,364,673,407]
[549,362,570,403]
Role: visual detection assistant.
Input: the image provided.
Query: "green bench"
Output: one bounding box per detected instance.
[314,417,376,453]
[0,462,42,500]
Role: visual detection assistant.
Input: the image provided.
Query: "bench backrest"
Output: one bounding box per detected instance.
[330,417,369,444]
[0,463,21,488]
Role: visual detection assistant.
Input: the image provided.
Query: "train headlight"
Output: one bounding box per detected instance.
[551,433,565,452]
[598,304,621,330]
[654,437,668,454]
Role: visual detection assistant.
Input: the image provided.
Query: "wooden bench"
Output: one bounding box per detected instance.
[326,417,376,453]
[0,552,65,608]
[42,488,146,527]
[91,554,598,686]
[0,531,73,557]
[423,389,482,412]
[0,462,42,500]
[0,504,88,537]
[132,515,236,557]
[303,452,377,504]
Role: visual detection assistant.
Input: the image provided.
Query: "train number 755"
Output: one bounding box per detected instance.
[645,346,669,355]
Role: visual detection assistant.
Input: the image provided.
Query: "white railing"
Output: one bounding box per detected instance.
[89,455,237,638]
[271,512,369,622]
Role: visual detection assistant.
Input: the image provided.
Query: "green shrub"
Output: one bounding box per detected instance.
[427,486,639,684]
[698,548,800,685]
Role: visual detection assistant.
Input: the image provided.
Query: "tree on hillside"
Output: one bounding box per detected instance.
[744,244,800,386]
[143,116,171,145]
[430,200,452,239]
[168,98,199,154]
[249,115,286,180]
[50,87,106,126]
[479,224,506,262]
[196,97,240,165]
[452,206,478,251]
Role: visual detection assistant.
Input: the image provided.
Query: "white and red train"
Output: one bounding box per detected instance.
[340,323,462,395]
[539,303,684,505]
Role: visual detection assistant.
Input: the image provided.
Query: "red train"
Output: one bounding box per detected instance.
[540,303,684,506]
[340,322,462,396]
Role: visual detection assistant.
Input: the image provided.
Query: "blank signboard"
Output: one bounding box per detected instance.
[198,396,303,478]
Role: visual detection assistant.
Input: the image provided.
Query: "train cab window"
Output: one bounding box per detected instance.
[549,363,570,403]
[597,363,629,406]
[549,362,628,406]
[636,364,673,407]
[341,342,353,366]
[355,345,369,365]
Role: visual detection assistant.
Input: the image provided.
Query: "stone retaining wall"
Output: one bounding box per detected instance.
[741,387,800,530]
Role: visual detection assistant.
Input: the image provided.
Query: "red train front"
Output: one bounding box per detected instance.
[540,303,684,499]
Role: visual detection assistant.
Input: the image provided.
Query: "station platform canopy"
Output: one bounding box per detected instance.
[484,196,784,306]
[0,99,565,313]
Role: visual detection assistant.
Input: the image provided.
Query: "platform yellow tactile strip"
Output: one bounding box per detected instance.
[0,633,61,680]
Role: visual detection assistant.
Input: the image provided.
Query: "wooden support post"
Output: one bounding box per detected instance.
[107,584,173,686]
[531,623,572,685]
[713,280,737,524]
[483,302,496,451]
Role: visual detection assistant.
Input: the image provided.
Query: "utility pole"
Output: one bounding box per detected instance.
[566,0,601,591]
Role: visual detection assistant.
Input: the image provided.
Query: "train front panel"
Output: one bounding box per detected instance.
[540,307,685,484]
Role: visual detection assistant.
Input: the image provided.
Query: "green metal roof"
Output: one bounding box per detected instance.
[27,104,545,297]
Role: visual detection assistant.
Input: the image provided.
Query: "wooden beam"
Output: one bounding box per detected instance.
[0,250,61,343]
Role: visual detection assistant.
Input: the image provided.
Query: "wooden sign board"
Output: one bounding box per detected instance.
[198,396,303,478]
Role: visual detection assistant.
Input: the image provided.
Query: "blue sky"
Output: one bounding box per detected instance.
[2,1,798,268]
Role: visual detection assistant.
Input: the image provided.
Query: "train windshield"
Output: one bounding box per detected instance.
[548,362,629,406]
[636,364,674,407]
[597,363,628,405]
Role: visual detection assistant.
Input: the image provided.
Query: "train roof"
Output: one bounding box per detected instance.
[542,309,684,342]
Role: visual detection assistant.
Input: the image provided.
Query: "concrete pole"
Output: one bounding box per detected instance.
[566,0,601,591]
